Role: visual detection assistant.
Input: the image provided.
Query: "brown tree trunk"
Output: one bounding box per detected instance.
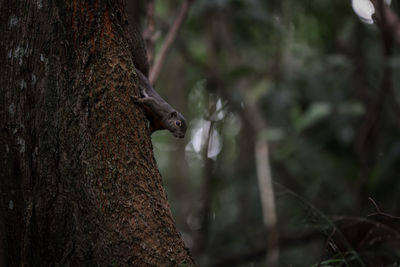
[0,0,193,266]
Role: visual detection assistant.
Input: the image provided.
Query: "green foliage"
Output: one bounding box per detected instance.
[151,0,400,265]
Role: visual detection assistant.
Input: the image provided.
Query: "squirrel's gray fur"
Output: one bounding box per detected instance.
[133,69,187,138]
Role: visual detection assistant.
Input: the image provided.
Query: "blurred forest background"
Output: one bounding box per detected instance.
[139,0,400,266]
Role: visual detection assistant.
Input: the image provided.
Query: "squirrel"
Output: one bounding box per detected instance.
[132,69,187,138]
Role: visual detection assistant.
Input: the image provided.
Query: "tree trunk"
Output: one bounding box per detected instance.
[0,0,193,266]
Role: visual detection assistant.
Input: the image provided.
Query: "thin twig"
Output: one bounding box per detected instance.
[274,182,366,267]
[210,231,323,267]
[144,0,155,67]
[149,0,193,85]
[368,197,400,220]
[333,216,400,237]
[367,212,400,220]
[317,228,337,267]
[368,197,381,213]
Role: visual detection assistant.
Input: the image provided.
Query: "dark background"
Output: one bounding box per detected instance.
[145,0,400,266]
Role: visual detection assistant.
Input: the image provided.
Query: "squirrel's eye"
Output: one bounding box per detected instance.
[175,120,181,127]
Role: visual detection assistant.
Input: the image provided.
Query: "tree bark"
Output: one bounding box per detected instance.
[0,0,193,266]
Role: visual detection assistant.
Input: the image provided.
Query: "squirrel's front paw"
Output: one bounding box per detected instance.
[131,95,140,103]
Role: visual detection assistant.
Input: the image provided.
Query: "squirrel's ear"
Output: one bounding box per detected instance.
[170,111,177,118]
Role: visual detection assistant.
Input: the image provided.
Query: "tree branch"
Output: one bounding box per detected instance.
[371,0,400,45]
[176,9,280,265]
[246,103,279,267]
[144,0,155,67]
[149,0,193,85]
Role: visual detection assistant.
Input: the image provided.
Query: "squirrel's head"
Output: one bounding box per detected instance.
[167,111,187,138]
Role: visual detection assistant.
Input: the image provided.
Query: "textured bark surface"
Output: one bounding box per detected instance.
[0,0,193,266]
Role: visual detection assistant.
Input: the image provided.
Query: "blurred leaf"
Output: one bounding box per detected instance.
[188,79,206,116]
[246,79,271,104]
[338,102,365,116]
[223,112,242,137]
[152,0,400,265]
[295,102,332,132]
[187,38,207,65]
[259,127,285,142]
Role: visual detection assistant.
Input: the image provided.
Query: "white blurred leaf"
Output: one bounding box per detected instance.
[351,0,392,24]
[352,0,375,24]
[210,98,226,121]
[185,119,222,161]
